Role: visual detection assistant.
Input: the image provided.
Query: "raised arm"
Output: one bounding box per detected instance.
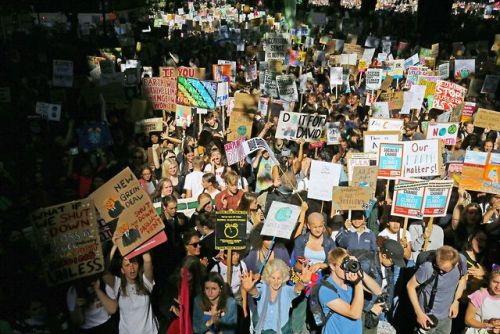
[142,252,154,283]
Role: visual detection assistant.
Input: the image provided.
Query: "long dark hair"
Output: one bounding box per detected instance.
[120,256,148,297]
[200,272,228,312]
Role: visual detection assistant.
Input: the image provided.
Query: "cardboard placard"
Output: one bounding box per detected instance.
[276,74,298,102]
[264,32,290,61]
[276,111,327,142]
[89,168,165,256]
[426,122,459,145]
[158,66,201,111]
[215,211,247,250]
[227,111,253,142]
[403,139,442,178]
[363,131,401,153]
[459,151,500,194]
[224,138,247,165]
[134,117,163,134]
[346,152,378,181]
[473,108,500,131]
[378,142,405,179]
[331,187,372,210]
[31,199,104,286]
[307,160,342,201]
[432,80,467,111]
[368,118,404,132]
[350,166,378,197]
[261,201,302,239]
[143,77,170,111]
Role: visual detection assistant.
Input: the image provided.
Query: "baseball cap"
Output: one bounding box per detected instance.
[381,239,406,268]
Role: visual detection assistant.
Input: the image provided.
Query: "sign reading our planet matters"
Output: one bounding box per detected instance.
[261,201,302,239]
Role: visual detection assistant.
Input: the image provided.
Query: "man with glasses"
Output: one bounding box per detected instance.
[403,122,425,141]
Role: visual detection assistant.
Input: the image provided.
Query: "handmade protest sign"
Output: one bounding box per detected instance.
[447,161,463,186]
[263,70,279,98]
[216,82,229,107]
[454,59,475,80]
[432,80,467,111]
[261,201,302,239]
[227,112,253,142]
[351,166,378,197]
[460,151,500,194]
[31,198,104,286]
[224,138,247,165]
[158,66,201,111]
[175,104,192,127]
[264,32,289,61]
[403,139,441,178]
[90,168,165,256]
[346,152,378,181]
[371,102,390,119]
[363,131,401,153]
[391,179,427,219]
[422,180,454,217]
[330,67,343,86]
[473,108,500,131]
[378,142,404,179]
[215,211,247,250]
[417,75,438,107]
[368,118,404,132]
[276,74,298,102]
[212,63,232,82]
[461,102,476,123]
[134,118,163,135]
[405,66,430,89]
[176,77,217,109]
[52,60,73,88]
[143,77,170,110]
[436,111,451,123]
[438,63,449,79]
[276,111,327,142]
[366,68,383,90]
[331,187,372,211]
[326,122,341,144]
[243,137,279,164]
[426,123,459,145]
[307,160,342,201]
[35,102,62,121]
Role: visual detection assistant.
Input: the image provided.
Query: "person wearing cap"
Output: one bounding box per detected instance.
[378,215,412,260]
[335,211,378,253]
[357,239,406,334]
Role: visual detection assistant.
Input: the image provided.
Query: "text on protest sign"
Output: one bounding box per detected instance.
[403,139,442,178]
[432,80,467,111]
[143,77,170,110]
[422,180,454,217]
[426,122,459,145]
[473,108,500,131]
[346,152,378,181]
[276,111,327,142]
[134,118,163,134]
[366,68,383,90]
[326,122,341,144]
[460,151,500,195]
[215,211,247,250]
[224,138,247,166]
[307,160,342,201]
[31,198,104,286]
[261,201,302,239]
[176,77,217,110]
[264,32,290,61]
[35,102,62,121]
[378,142,405,179]
[53,59,74,88]
[351,166,378,197]
[159,66,202,111]
[331,187,372,210]
[276,74,299,102]
[90,168,165,256]
[363,131,401,153]
[391,179,427,219]
[368,118,404,132]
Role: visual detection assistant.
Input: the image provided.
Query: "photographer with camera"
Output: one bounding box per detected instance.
[407,246,468,334]
[356,239,407,334]
[318,248,381,334]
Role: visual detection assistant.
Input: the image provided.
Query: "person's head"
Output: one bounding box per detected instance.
[462,203,483,224]
[161,158,179,178]
[205,112,217,127]
[184,145,195,162]
[140,166,153,182]
[132,148,146,165]
[328,248,351,280]
[484,139,494,153]
[307,212,325,238]
[435,246,460,274]
[488,267,500,296]
[464,122,475,134]
[238,192,258,212]
[261,259,290,291]
[198,212,216,235]
[202,173,217,190]
[150,132,160,144]
[307,94,316,105]
[209,149,222,166]
[161,195,177,219]
[379,239,406,268]
[201,272,227,311]
[350,211,365,229]
[467,229,488,255]
[184,230,201,256]
[224,170,239,194]
[160,178,174,197]
[197,193,213,213]
[121,256,141,283]
[385,215,404,234]
[405,122,418,137]
[192,156,204,170]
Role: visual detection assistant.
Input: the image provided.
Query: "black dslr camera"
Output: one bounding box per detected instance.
[340,257,362,273]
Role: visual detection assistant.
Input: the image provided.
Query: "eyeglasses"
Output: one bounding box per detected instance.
[188,242,201,247]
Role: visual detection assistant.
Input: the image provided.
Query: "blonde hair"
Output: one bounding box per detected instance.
[328,248,350,266]
[224,170,239,186]
[161,158,178,179]
[436,246,460,266]
[261,259,290,285]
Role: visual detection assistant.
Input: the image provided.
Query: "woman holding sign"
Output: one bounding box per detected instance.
[107,252,158,334]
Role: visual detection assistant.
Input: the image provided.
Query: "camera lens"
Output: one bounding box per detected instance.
[348,260,361,273]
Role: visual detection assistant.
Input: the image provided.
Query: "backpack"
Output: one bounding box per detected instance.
[308,276,338,327]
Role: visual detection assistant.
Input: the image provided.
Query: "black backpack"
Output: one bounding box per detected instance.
[308,276,338,327]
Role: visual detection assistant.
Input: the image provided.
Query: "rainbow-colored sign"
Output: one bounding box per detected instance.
[176,76,217,110]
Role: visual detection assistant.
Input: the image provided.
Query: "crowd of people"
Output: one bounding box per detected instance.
[0,1,499,334]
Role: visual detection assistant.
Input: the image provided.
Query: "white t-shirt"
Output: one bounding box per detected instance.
[66,285,114,329]
[113,275,158,334]
[211,261,248,296]
[203,165,225,186]
[183,170,205,198]
[378,228,413,243]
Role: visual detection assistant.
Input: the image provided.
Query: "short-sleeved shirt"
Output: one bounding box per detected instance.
[113,275,158,334]
[378,228,412,243]
[318,276,362,334]
[183,170,204,198]
[468,288,500,323]
[415,255,467,320]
